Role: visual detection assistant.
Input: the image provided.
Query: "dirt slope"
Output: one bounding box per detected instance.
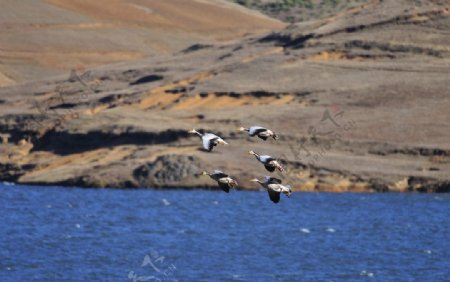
[0,0,283,86]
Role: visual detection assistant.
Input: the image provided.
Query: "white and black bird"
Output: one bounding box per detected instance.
[249,150,284,172]
[251,176,292,203]
[201,170,238,193]
[189,129,228,152]
[238,126,278,141]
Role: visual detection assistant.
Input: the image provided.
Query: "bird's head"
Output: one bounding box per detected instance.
[200,171,209,176]
[248,150,257,156]
[188,129,197,134]
[218,139,228,145]
[272,133,279,140]
[238,127,247,132]
[250,178,260,183]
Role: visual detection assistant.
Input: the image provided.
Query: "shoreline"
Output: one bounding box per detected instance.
[2,181,448,193]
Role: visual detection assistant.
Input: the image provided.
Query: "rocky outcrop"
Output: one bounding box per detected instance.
[133,155,203,188]
[0,163,30,182]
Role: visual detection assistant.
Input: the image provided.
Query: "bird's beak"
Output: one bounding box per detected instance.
[188,129,196,134]
[237,127,246,132]
[250,178,259,182]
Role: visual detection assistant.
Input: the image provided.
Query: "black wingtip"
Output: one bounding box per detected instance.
[258,135,268,141]
[265,165,276,172]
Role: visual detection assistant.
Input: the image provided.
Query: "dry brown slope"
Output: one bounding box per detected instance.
[0,0,284,86]
[47,0,283,38]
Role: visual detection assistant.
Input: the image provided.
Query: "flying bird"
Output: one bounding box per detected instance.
[201,170,238,193]
[189,129,228,152]
[238,126,278,141]
[251,176,292,203]
[249,150,284,172]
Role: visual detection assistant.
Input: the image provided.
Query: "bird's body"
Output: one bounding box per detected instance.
[251,177,292,203]
[239,126,278,141]
[189,129,228,152]
[202,170,238,193]
[249,150,284,172]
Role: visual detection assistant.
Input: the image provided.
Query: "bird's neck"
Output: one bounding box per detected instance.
[239,127,249,132]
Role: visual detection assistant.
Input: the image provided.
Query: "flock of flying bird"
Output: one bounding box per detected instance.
[188,126,292,204]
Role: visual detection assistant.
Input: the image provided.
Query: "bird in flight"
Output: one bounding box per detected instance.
[201,170,238,193]
[238,126,278,141]
[189,129,228,152]
[249,150,284,172]
[251,176,292,203]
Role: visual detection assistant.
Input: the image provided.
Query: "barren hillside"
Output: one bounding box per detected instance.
[0,0,283,86]
[0,0,449,192]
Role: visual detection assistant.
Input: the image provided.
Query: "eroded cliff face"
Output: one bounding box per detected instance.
[0,0,449,192]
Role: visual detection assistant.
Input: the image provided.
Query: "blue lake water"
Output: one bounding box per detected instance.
[0,183,449,282]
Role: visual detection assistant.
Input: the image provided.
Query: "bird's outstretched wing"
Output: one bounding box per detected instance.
[213,170,228,178]
[257,135,268,141]
[207,140,217,151]
[248,126,267,136]
[267,177,282,184]
[203,134,218,151]
[218,181,230,193]
[268,190,280,203]
[264,165,276,172]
